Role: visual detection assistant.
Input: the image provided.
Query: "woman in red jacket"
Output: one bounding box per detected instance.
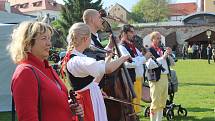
[7,21,83,121]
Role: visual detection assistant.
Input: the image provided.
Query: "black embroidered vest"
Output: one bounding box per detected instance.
[83,33,105,61]
[121,42,136,83]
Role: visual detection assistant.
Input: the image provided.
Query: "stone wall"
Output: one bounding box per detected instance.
[107,24,215,55]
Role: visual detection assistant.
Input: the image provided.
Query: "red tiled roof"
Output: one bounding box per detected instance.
[168,3,197,16]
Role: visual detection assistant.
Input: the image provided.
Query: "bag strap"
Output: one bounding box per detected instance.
[166,57,172,80]
[12,65,42,121]
[12,97,15,121]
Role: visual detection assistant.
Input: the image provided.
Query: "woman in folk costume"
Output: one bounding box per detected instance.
[66,22,130,121]
[146,31,175,121]
[118,24,152,113]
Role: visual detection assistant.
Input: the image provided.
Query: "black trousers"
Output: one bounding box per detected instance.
[208,55,212,64]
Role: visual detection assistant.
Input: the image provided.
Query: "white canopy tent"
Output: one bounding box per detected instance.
[0,24,16,112]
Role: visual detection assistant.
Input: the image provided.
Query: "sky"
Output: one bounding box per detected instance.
[56,0,197,12]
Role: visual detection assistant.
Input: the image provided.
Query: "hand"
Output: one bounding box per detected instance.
[163,47,172,59]
[70,103,84,117]
[101,90,108,97]
[106,50,114,58]
[144,51,153,60]
[121,54,131,62]
[165,47,172,54]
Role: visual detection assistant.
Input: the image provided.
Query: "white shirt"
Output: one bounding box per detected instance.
[118,44,147,76]
[67,49,105,78]
[145,56,175,75]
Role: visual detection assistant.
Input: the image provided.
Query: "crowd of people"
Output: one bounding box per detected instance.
[182,43,215,64]
[8,9,176,121]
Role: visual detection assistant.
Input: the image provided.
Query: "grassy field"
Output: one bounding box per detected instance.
[139,59,215,121]
[1,59,214,121]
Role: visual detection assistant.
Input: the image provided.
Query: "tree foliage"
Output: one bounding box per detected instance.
[131,0,169,22]
[52,0,103,47]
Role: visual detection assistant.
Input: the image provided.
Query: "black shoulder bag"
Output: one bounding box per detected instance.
[12,65,42,121]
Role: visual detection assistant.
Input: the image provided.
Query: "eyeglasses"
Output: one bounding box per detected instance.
[129,30,135,33]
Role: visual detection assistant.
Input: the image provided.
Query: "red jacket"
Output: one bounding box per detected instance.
[11,53,77,121]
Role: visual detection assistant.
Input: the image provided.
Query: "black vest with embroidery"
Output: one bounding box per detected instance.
[149,47,161,58]
[148,47,166,81]
[83,33,105,61]
[66,54,94,91]
[121,42,136,83]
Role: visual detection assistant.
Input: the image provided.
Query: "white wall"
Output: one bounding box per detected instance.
[25,10,60,20]
[0,24,17,112]
[170,15,186,21]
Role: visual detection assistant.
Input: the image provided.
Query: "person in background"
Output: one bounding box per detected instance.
[182,43,187,60]
[192,43,198,59]
[147,31,175,121]
[7,21,83,121]
[187,45,193,59]
[199,44,203,59]
[212,47,215,63]
[207,44,212,64]
[118,24,152,113]
[66,22,130,121]
[82,9,118,89]
[82,9,115,60]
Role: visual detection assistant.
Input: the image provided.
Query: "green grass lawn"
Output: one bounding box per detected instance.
[1,59,215,121]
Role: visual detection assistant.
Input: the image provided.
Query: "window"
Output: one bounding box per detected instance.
[33,1,42,7]
[12,5,19,9]
[49,1,57,6]
[20,3,28,8]
[213,1,215,5]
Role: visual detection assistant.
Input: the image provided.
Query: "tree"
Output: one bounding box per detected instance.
[131,0,169,22]
[52,0,103,47]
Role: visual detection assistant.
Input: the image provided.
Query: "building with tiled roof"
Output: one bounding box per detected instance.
[8,0,62,21]
[0,0,36,24]
[168,2,197,21]
[108,3,130,23]
[202,0,215,13]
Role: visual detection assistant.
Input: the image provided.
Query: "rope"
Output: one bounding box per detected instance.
[104,96,145,107]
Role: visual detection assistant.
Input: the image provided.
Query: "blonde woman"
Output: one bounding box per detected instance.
[66,22,130,121]
[8,21,83,121]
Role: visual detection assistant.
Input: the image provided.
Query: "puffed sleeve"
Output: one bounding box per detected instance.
[11,66,39,121]
[67,56,106,77]
[118,44,144,68]
[145,58,159,69]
